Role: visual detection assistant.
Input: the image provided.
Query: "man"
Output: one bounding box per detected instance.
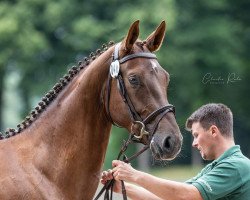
[101,103,250,200]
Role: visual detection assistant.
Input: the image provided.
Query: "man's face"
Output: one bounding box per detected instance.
[191,122,216,160]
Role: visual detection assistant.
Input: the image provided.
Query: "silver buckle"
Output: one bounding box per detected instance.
[132,121,149,139]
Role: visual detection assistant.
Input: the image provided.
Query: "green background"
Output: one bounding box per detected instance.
[0,0,249,172]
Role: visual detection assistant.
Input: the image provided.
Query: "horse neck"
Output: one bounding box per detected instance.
[24,47,114,198]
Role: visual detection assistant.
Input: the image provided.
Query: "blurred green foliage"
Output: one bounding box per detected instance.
[0,0,249,169]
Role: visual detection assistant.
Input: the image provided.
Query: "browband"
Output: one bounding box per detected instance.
[113,42,157,64]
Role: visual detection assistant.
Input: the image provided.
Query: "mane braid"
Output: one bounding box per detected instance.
[0,41,115,140]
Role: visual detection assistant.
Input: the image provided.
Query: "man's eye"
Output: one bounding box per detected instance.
[128,76,140,85]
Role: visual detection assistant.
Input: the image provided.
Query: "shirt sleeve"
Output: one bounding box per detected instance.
[186,161,242,200]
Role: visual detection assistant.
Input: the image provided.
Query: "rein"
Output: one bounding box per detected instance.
[95,43,175,200]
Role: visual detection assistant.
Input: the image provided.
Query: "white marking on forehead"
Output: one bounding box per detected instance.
[150,60,158,70]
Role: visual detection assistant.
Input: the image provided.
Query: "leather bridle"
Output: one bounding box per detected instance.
[95,43,175,200]
[105,42,175,143]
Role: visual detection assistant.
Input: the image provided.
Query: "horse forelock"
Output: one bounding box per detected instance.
[0,41,115,140]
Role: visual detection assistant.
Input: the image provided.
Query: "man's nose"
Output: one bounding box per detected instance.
[192,139,198,148]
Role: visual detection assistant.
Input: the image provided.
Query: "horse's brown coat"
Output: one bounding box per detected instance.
[0,21,182,200]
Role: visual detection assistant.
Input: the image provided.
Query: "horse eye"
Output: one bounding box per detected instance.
[128,75,140,86]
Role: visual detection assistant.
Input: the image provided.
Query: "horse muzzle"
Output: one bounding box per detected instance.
[150,132,183,160]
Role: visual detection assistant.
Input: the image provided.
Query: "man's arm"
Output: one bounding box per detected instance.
[112,160,203,200]
[125,183,163,200]
[101,170,163,200]
[134,171,202,200]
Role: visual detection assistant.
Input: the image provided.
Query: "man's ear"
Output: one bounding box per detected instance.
[121,20,140,53]
[145,21,166,52]
[210,125,219,137]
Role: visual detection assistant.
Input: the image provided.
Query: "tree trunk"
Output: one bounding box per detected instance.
[192,147,203,166]
[137,143,150,172]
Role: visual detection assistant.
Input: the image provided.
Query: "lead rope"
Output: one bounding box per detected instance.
[94,134,149,200]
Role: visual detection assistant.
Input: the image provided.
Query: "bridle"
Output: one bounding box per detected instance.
[105,42,175,143]
[95,43,175,200]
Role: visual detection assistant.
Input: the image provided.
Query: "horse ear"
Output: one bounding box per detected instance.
[121,20,140,52]
[145,21,166,52]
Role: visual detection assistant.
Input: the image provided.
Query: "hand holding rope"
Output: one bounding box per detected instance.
[94,134,149,200]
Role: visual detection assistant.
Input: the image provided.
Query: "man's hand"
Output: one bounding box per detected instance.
[112,160,139,183]
[100,169,122,193]
[100,160,139,193]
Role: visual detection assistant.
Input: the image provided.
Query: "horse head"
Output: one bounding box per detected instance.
[106,20,183,160]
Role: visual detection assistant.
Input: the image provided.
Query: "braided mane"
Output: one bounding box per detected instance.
[0,41,115,140]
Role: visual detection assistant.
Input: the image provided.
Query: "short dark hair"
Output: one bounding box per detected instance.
[186,103,233,138]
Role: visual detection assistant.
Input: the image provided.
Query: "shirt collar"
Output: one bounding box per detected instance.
[211,145,240,167]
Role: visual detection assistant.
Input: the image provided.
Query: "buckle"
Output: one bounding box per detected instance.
[131,121,149,139]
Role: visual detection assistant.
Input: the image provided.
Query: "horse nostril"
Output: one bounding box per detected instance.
[163,136,171,151]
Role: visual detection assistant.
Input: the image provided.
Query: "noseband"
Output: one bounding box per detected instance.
[105,43,175,142]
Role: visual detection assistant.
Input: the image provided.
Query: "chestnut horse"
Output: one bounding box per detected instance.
[0,21,182,200]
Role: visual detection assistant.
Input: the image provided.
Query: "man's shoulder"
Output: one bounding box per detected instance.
[217,146,250,165]
[220,151,250,168]
[233,155,250,179]
[216,152,250,182]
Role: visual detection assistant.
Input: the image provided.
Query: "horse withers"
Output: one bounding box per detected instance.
[0,20,182,200]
